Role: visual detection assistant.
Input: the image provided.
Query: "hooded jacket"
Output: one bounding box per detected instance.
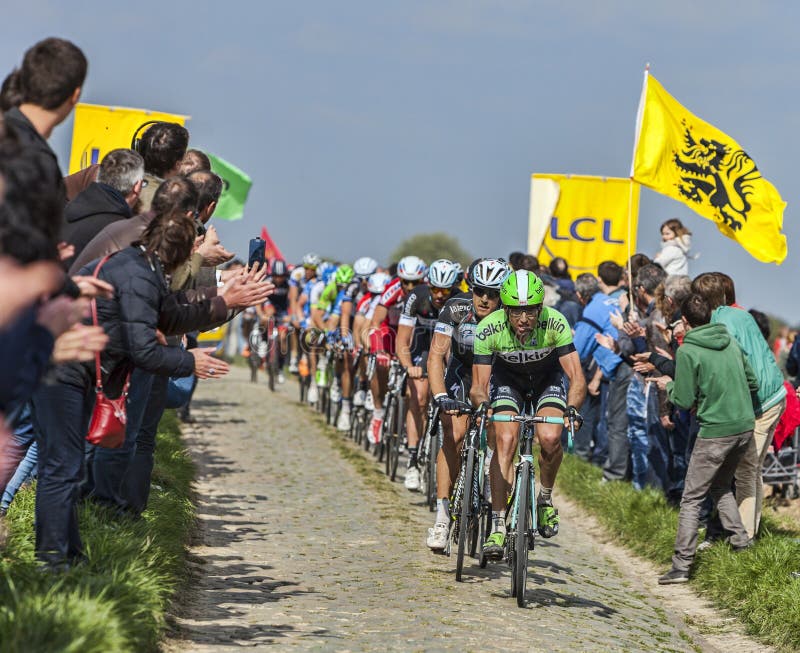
[61,182,132,269]
[711,305,786,412]
[666,322,758,439]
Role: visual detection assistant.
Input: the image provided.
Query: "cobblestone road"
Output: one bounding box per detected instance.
[168,367,765,652]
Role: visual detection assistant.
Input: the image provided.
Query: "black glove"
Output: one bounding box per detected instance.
[566,405,583,431]
[434,393,461,413]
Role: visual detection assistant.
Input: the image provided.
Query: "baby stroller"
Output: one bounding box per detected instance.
[763,427,800,499]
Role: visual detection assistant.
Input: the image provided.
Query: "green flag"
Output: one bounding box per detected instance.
[207,152,252,221]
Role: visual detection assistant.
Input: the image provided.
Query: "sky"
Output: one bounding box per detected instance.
[4,1,799,322]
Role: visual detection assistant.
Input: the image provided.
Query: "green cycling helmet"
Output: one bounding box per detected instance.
[500,270,545,307]
[335,264,355,286]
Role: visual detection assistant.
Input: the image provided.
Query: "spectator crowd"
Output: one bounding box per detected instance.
[0,37,273,571]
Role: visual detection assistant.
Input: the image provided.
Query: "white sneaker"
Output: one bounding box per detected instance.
[404,466,421,491]
[365,391,375,411]
[337,410,351,432]
[307,384,319,404]
[426,522,449,550]
[289,359,299,373]
[353,389,366,407]
[277,371,286,384]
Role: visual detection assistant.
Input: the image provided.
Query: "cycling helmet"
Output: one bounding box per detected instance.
[353,256,379,278]
[500,270,545,307]
[397,255,427,281]
[290,267,305,284]
[302,252,321,268]
[316,261,336,283]
[367,271,391,294]
[427,259,459,289]
[335,264,355,286]
[471,258,512,290]
[271,259,288,276]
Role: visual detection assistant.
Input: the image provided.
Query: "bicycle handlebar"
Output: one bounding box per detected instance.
[491,414,576,454]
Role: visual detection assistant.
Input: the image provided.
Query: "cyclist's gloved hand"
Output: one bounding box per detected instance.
[565,405,583,431]
[325,329,339,346]
[434,393,460,414]
[340,332,354,350]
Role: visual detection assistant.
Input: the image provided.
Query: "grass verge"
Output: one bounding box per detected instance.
[0,411,195,653]
[558,454,800,651]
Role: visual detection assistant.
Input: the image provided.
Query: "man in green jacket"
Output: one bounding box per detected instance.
[653,294,758,584]
[693,273,786,538]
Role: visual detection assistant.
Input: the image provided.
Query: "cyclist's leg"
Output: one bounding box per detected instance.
[534,377,567,537]
[404,351,430,490]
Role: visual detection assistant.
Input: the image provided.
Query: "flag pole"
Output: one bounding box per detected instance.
[626,63,650,317]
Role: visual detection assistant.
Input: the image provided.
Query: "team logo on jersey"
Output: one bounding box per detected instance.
[498,348,554,364]
[476,322,504,341]
[538,317,566,334]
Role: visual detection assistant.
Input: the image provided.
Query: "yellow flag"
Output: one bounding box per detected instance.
[529,174,639,273]
[631,73,787,264]
[68,103,189,174]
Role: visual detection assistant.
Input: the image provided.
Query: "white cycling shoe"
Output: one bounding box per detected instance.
[337,411,351,432]
[404,466,421,491]
[426,522,449,551]
[353,389,366,407]
[307,384,319,404]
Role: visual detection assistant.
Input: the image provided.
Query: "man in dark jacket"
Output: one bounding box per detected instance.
[61,149,144,269]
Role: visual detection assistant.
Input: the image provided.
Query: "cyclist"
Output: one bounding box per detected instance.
[425,258,510,550]
[397,258,461,491]
[353,271,390,407]
[290,253,320,374]
[368,255,426,444]
[304,261,334,404]
[258,258,292,383]
[470,270,585,559]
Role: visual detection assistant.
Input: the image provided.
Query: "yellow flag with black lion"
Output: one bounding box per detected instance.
[631,72,787,264]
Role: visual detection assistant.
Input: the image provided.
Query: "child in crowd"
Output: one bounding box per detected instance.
[653,293,758,584]
[654,219,692,276]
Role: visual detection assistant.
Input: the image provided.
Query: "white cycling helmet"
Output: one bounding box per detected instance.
[397,255,427,281]
[302,252,321,268]
[353,256,379,278]
[367,271,391,294]
[427,259,459,289]
[290,267,305,283]
[471,258,512,289]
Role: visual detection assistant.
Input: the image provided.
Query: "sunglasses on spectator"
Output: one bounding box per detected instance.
[473,286,500,299]
[506,305,541,320]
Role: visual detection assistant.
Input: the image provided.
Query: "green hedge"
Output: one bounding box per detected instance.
[558,454,800,652]
[0,411,195,652]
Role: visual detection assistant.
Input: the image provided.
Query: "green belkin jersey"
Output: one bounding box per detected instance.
[473,307,575,376]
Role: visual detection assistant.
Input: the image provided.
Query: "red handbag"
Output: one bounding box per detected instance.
[85,255,130,449]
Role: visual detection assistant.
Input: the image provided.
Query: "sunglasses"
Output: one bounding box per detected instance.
[430,286,450,295]
[401,279,421,289]
[473,286,500,300]
[506,305,540,320]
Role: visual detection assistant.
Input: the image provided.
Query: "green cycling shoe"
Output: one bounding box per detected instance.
[537,503,559,538]
[482,531,506,560]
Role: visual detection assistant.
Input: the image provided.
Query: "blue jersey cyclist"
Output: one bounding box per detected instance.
[470,270,586,560]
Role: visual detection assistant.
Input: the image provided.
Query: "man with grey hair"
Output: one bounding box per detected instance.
[60,148,144,268]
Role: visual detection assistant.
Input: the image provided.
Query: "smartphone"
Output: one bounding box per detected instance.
[248,237,265,268]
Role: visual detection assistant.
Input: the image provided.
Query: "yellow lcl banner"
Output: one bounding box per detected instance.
[68,103,189,174]
[631,72,787,264]
[528,174,639,273]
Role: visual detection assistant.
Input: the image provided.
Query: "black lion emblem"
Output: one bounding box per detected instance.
[672,119,760,231]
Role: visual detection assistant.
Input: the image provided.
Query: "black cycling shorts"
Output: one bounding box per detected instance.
[489,366,566,414]
[411,349,429,375]
[444,358,471,403]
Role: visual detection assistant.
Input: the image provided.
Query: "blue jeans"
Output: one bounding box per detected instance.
[626,374,648,490]
[1,440,37,510]
[0,402,37,492]
[31,380,95,564]
[121,374,168,515]
[645,384,670,493]
[85,368,154,509]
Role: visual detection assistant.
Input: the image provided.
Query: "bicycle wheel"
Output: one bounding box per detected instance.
[389,395,404,482]
[425,418,440,512]
[514,461,531,608]
[267,335,278,392]
[456,447,475,582]
[382,396,396,474]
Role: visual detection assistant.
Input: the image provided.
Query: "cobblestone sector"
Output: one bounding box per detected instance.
[167,366,762,652]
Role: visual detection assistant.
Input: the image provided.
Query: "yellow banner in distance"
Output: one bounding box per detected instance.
[530,174,639,274]
[68,103,189,174]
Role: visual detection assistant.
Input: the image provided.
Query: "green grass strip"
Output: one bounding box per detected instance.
[558,453,800,652]
[0,411,195,653]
